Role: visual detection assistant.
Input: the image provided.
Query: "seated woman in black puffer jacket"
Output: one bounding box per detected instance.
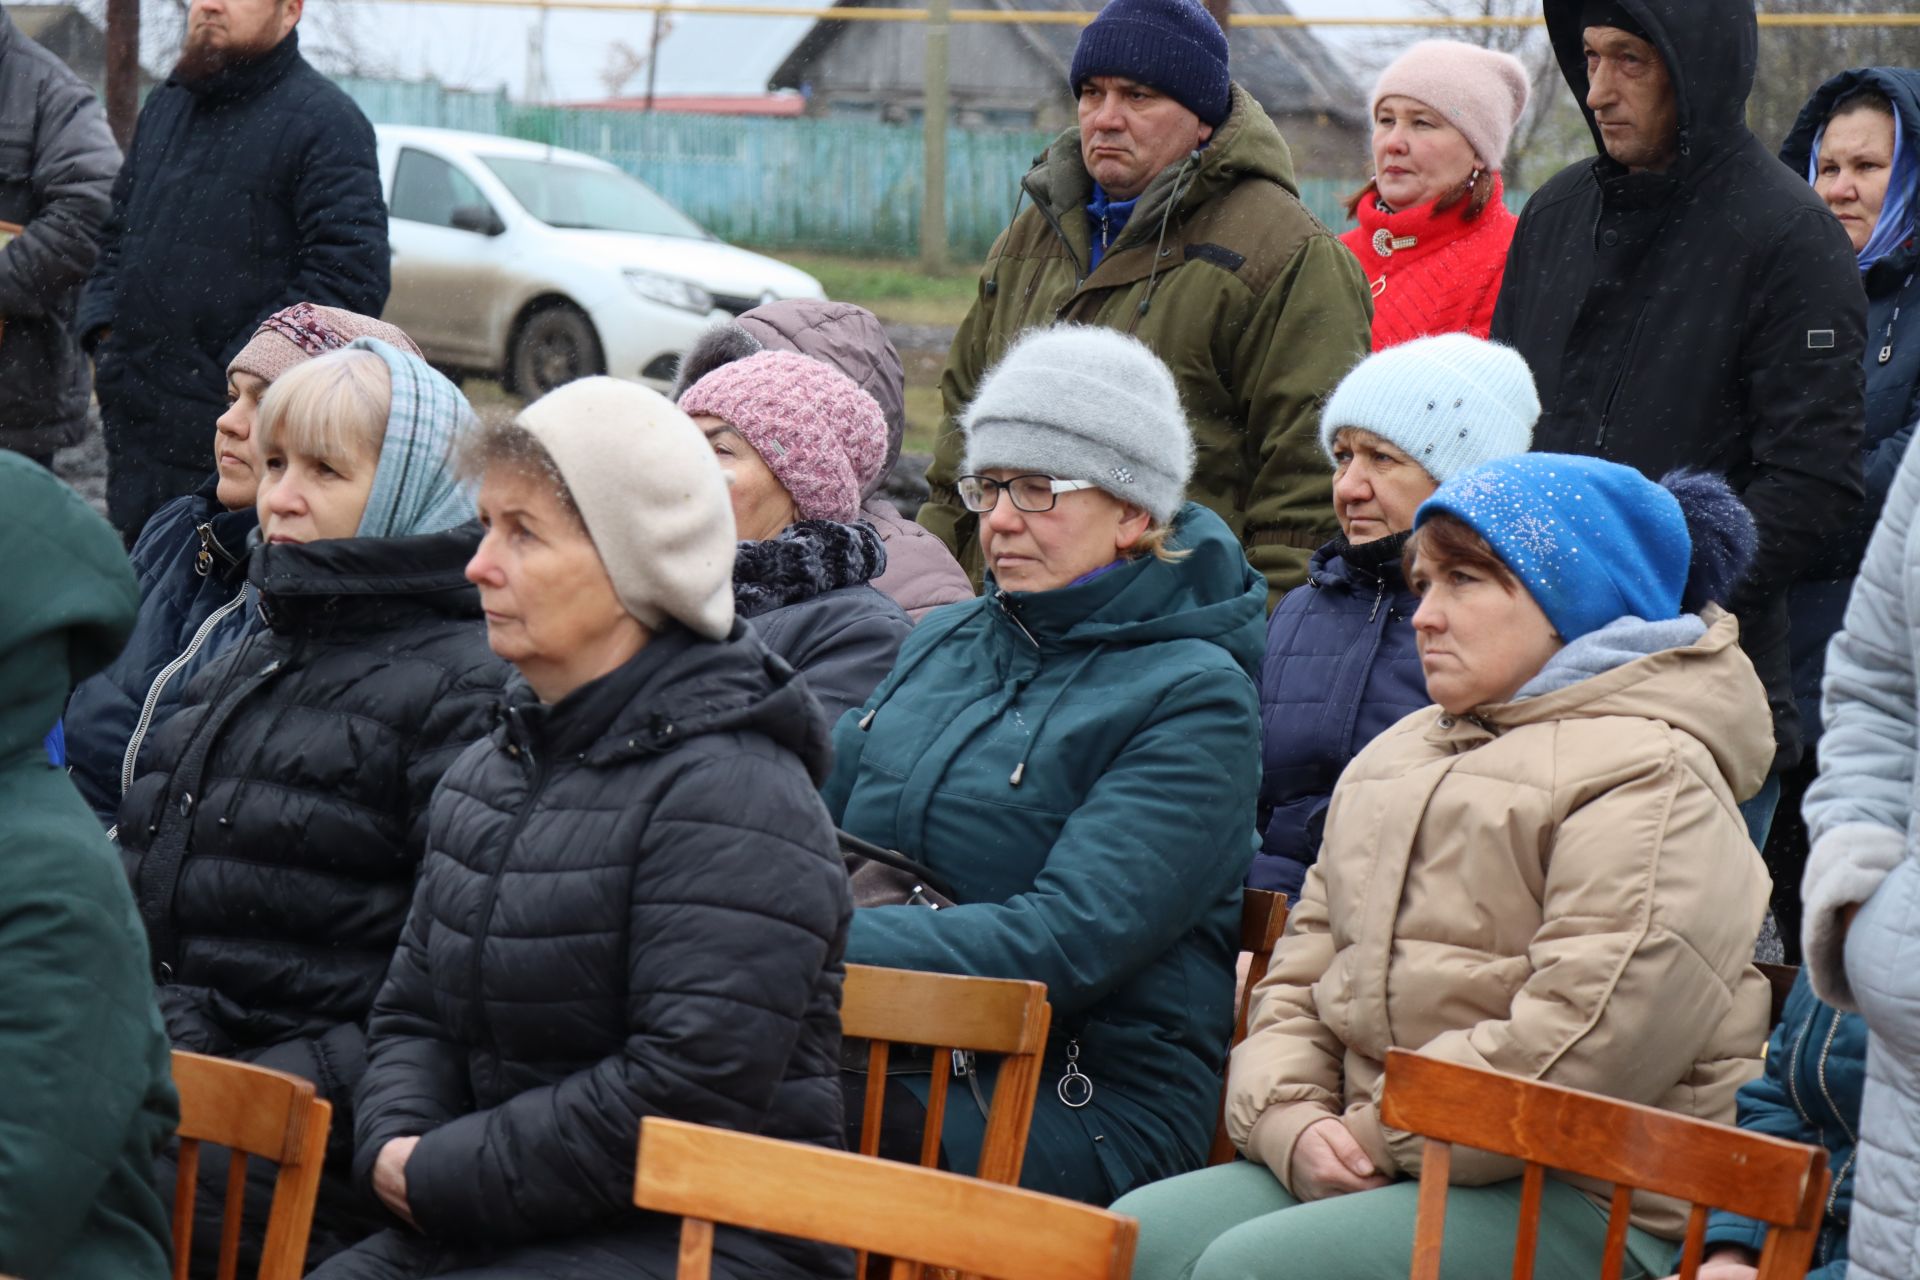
[116,339,507,1266]
[679,349,912,720]
[314,378,853,1280]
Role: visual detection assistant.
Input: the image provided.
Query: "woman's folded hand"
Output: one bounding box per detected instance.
[1289,1116,1393,1201]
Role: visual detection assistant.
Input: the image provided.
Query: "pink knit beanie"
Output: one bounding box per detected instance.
[679,350,887,524]
[228,303,423,385]
[1371,40,1531,171]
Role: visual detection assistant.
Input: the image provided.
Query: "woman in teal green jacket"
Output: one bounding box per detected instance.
[823,325,1265,1205]
[0,451,177,1278]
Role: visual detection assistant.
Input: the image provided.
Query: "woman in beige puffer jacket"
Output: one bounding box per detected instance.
[1115,455,1776,1280]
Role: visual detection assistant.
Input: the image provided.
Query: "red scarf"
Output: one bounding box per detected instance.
[1340,175,1518,352]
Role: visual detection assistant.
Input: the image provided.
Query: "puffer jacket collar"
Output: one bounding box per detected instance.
[1426,606,1771,796]
[1308,531,1412,592]
[734,519,887,620]
[501,619,834,783]
[1544,0,1755,177]
[250,522,481,634]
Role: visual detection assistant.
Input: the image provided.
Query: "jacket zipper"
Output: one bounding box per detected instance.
[1594,304,1653,452]
[120,586,250,798]
[1813,1013,1855,1225]
[468,732,551,1044]
[1031,192,1087,290]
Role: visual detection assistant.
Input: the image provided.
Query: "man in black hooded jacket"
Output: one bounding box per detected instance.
[1491,0,1867,831]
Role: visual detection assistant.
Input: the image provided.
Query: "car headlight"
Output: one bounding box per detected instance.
[623,268,714,315]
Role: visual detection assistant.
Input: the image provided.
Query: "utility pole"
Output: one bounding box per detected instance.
[920,0,950,271]
[644,0,668,110]
[1204,0,1230,34]
[105,0,139,149]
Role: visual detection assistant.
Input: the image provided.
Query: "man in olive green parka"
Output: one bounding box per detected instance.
[0,451,176,1278]
[921,0,1372,603]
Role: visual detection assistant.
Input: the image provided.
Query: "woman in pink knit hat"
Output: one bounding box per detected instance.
[680,349,913,720]
[62,303,422,828]
[1342,40,1531,350]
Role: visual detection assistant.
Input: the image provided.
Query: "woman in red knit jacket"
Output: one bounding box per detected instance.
[1342,41,1530,351]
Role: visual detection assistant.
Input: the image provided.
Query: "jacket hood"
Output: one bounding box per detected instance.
[0,454,139,762]
[1027,83,1300,248]
[1781,67,1920,274]
[673,301,908,496]
[508,619,834,785]
[994,502,1267,681]
[1469,605,1771,796]
[1545,0,1756,166]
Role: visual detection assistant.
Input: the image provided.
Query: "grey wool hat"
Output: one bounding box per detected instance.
[961,326,1195,523]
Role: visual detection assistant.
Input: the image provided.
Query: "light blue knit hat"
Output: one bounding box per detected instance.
[352,337,480,539]
[1319,334,1539,483]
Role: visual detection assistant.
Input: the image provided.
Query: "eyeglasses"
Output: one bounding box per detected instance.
[956,474,1098,514]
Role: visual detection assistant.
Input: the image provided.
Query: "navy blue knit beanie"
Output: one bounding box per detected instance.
[1069,0,1232,128]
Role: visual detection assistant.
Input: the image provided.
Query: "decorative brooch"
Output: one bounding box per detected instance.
[1372,229,1418,257]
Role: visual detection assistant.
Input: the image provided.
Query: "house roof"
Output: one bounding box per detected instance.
[770,0,1364,123]
[9,3,94,44]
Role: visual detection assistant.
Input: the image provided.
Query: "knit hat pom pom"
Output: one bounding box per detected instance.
[1658,469,1755,613]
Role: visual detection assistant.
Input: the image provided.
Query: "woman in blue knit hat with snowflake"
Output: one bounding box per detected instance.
[1118,454,1777,1279]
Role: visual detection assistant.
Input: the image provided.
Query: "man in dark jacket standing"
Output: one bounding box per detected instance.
[77,0,388,541]
[0,4,119,469]
[1491,0,1867,839]
[921,0,1371,604]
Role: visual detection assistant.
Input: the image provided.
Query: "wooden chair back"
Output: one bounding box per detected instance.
[1756,963,1799,1028]
[841,964,1050,1185]
[168,1050,333,1280]
[1379,1049,1829,1280]
[634,1117,1137,1280]
[1207,889,1290,1165]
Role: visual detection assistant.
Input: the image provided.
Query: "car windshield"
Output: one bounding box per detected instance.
[479,155,708,238]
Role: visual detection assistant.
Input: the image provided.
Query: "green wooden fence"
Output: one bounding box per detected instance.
[336,77,1373,257]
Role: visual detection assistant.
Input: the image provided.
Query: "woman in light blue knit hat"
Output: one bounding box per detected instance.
[118,338,509,1269]
[1250,332,1537,899]
[825,324,1268,1206]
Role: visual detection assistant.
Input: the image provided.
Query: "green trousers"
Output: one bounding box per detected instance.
[1111,1160,1672,1280]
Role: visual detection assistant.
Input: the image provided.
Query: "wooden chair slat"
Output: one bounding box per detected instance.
[1511,1162,1544,1280]
[1410,1139,1450,1280]
[172,1137,200,1280]
[636,1118,1137,1280]
[842,966,1050,1187]
[1379,1051,1822,1225]
[169,1051,332,1280]
[1599,1184,1634,1280]
[1208,890,1290,1166]
[1677,1203,1709,1280]
[921,1049,951,1168]
[215,1149,247,1280]
[843,966,1049,1054]
[675,1218,714,1280]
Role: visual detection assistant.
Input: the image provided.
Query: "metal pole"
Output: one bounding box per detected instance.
[105,0,139,149]
[920,0,949,271]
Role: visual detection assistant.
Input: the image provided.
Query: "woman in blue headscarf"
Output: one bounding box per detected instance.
[1766,69,1920,959]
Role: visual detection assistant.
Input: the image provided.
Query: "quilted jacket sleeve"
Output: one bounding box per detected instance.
[1802,416,1920,1008]
[0,68,117,321]
[395,746,849,1247]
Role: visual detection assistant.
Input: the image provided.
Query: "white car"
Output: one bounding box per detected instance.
[372,125,826,396]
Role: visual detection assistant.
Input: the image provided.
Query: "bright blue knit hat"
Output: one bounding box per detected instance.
[1069,0,1232,127]
[1416,453,1693,642]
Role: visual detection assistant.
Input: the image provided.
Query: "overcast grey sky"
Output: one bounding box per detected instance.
[307,0,1430,103]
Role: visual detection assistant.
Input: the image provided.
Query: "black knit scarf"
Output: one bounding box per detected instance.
[734,519,888,620]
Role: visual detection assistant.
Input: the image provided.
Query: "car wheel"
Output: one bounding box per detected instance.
[510,305,603,397]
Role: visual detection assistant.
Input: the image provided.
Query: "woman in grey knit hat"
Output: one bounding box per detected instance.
[822,324,1267,1205]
